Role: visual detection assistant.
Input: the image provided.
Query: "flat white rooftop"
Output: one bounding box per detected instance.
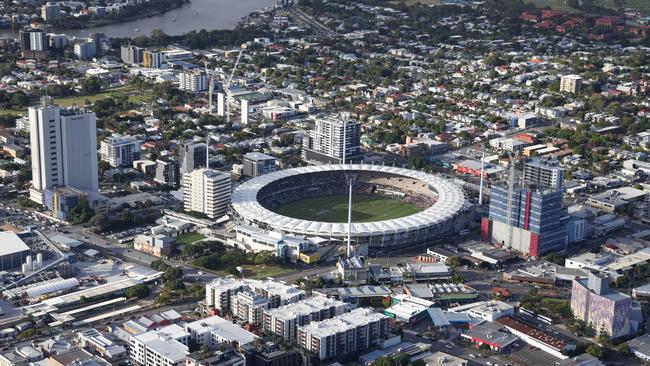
[0,232,30,256]
[185,315,257,345]
[264,297,348,321]
[299,307,387,338]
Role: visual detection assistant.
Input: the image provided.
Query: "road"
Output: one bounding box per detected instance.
[54,226,221,284]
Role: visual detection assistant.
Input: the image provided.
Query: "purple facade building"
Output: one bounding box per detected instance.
[570,271,631,339]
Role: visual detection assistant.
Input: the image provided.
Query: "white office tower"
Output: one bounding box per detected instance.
[217,92,225,116]
[241,99,249,124]
[29,104,99,204]
[183,169,231,219]
[100,134,141,167]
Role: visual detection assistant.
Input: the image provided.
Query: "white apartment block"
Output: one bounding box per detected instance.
[182,168,231,219]
[130,324,189,366]
[263,296,350,342]
[179,71,209,92]
[560,74,583,94]
[297,308,390,360]
[205,278,247,313]
[29,104,98,204]
[184,315,257,348]
[231,291,268,325]
[100,134,142,167]
[205,278,306,317]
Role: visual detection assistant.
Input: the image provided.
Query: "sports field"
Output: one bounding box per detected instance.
[274,194,422,223]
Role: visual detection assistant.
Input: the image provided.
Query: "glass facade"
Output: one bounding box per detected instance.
[489,185,567,255]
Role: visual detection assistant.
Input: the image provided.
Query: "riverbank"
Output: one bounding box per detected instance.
[0,0,190,31]
[62,0,190,30]
[0,0,277,40]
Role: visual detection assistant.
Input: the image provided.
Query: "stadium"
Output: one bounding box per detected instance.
[231,164,466,252]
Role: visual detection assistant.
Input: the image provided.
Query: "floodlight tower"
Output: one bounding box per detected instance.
[343,119,354,258]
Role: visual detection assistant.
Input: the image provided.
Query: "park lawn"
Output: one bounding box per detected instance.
[242,264,296,279]
[215,265,295,279]
[175,232,206,245]
[274,194,422,223]
[2,108,27,116]
[54,85,154,107]
[541,298,568,305]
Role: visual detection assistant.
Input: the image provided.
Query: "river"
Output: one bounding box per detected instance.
[0,0,277,39]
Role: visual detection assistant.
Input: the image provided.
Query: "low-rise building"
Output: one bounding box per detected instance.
[384,295,434,324]
[446,301,514,322]
[586,187,647,213]
[184,316,257,348]
[461,323,517,352]
[496,316,575,359]
[77,328,127,362]
[628,334,650,362]
[133,234,174,258]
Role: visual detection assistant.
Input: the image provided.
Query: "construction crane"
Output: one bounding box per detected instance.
[505,150,519,249]
[478,146,485,206]
[225,46,245,124]
[204,61,216,114]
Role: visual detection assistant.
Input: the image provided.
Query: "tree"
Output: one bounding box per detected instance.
[586,344,604,359]
[598,328,612,348]
[187,284,205,300]
[125,284,151,298]
[155,289,173,305]
[617,343,630,355]
[451,273,465,284]
[81,76,102,93]
[70,196,93,224]
[445,255,463,267]
[89,213,110,230]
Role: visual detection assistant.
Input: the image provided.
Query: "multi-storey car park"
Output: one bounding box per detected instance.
[231,164,466,254]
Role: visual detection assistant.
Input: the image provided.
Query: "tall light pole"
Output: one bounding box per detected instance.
[342,119,353,258]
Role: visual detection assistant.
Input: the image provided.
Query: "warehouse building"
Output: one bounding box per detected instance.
[0,232,31,271]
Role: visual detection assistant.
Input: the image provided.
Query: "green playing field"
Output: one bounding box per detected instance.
[273,194,422,223]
